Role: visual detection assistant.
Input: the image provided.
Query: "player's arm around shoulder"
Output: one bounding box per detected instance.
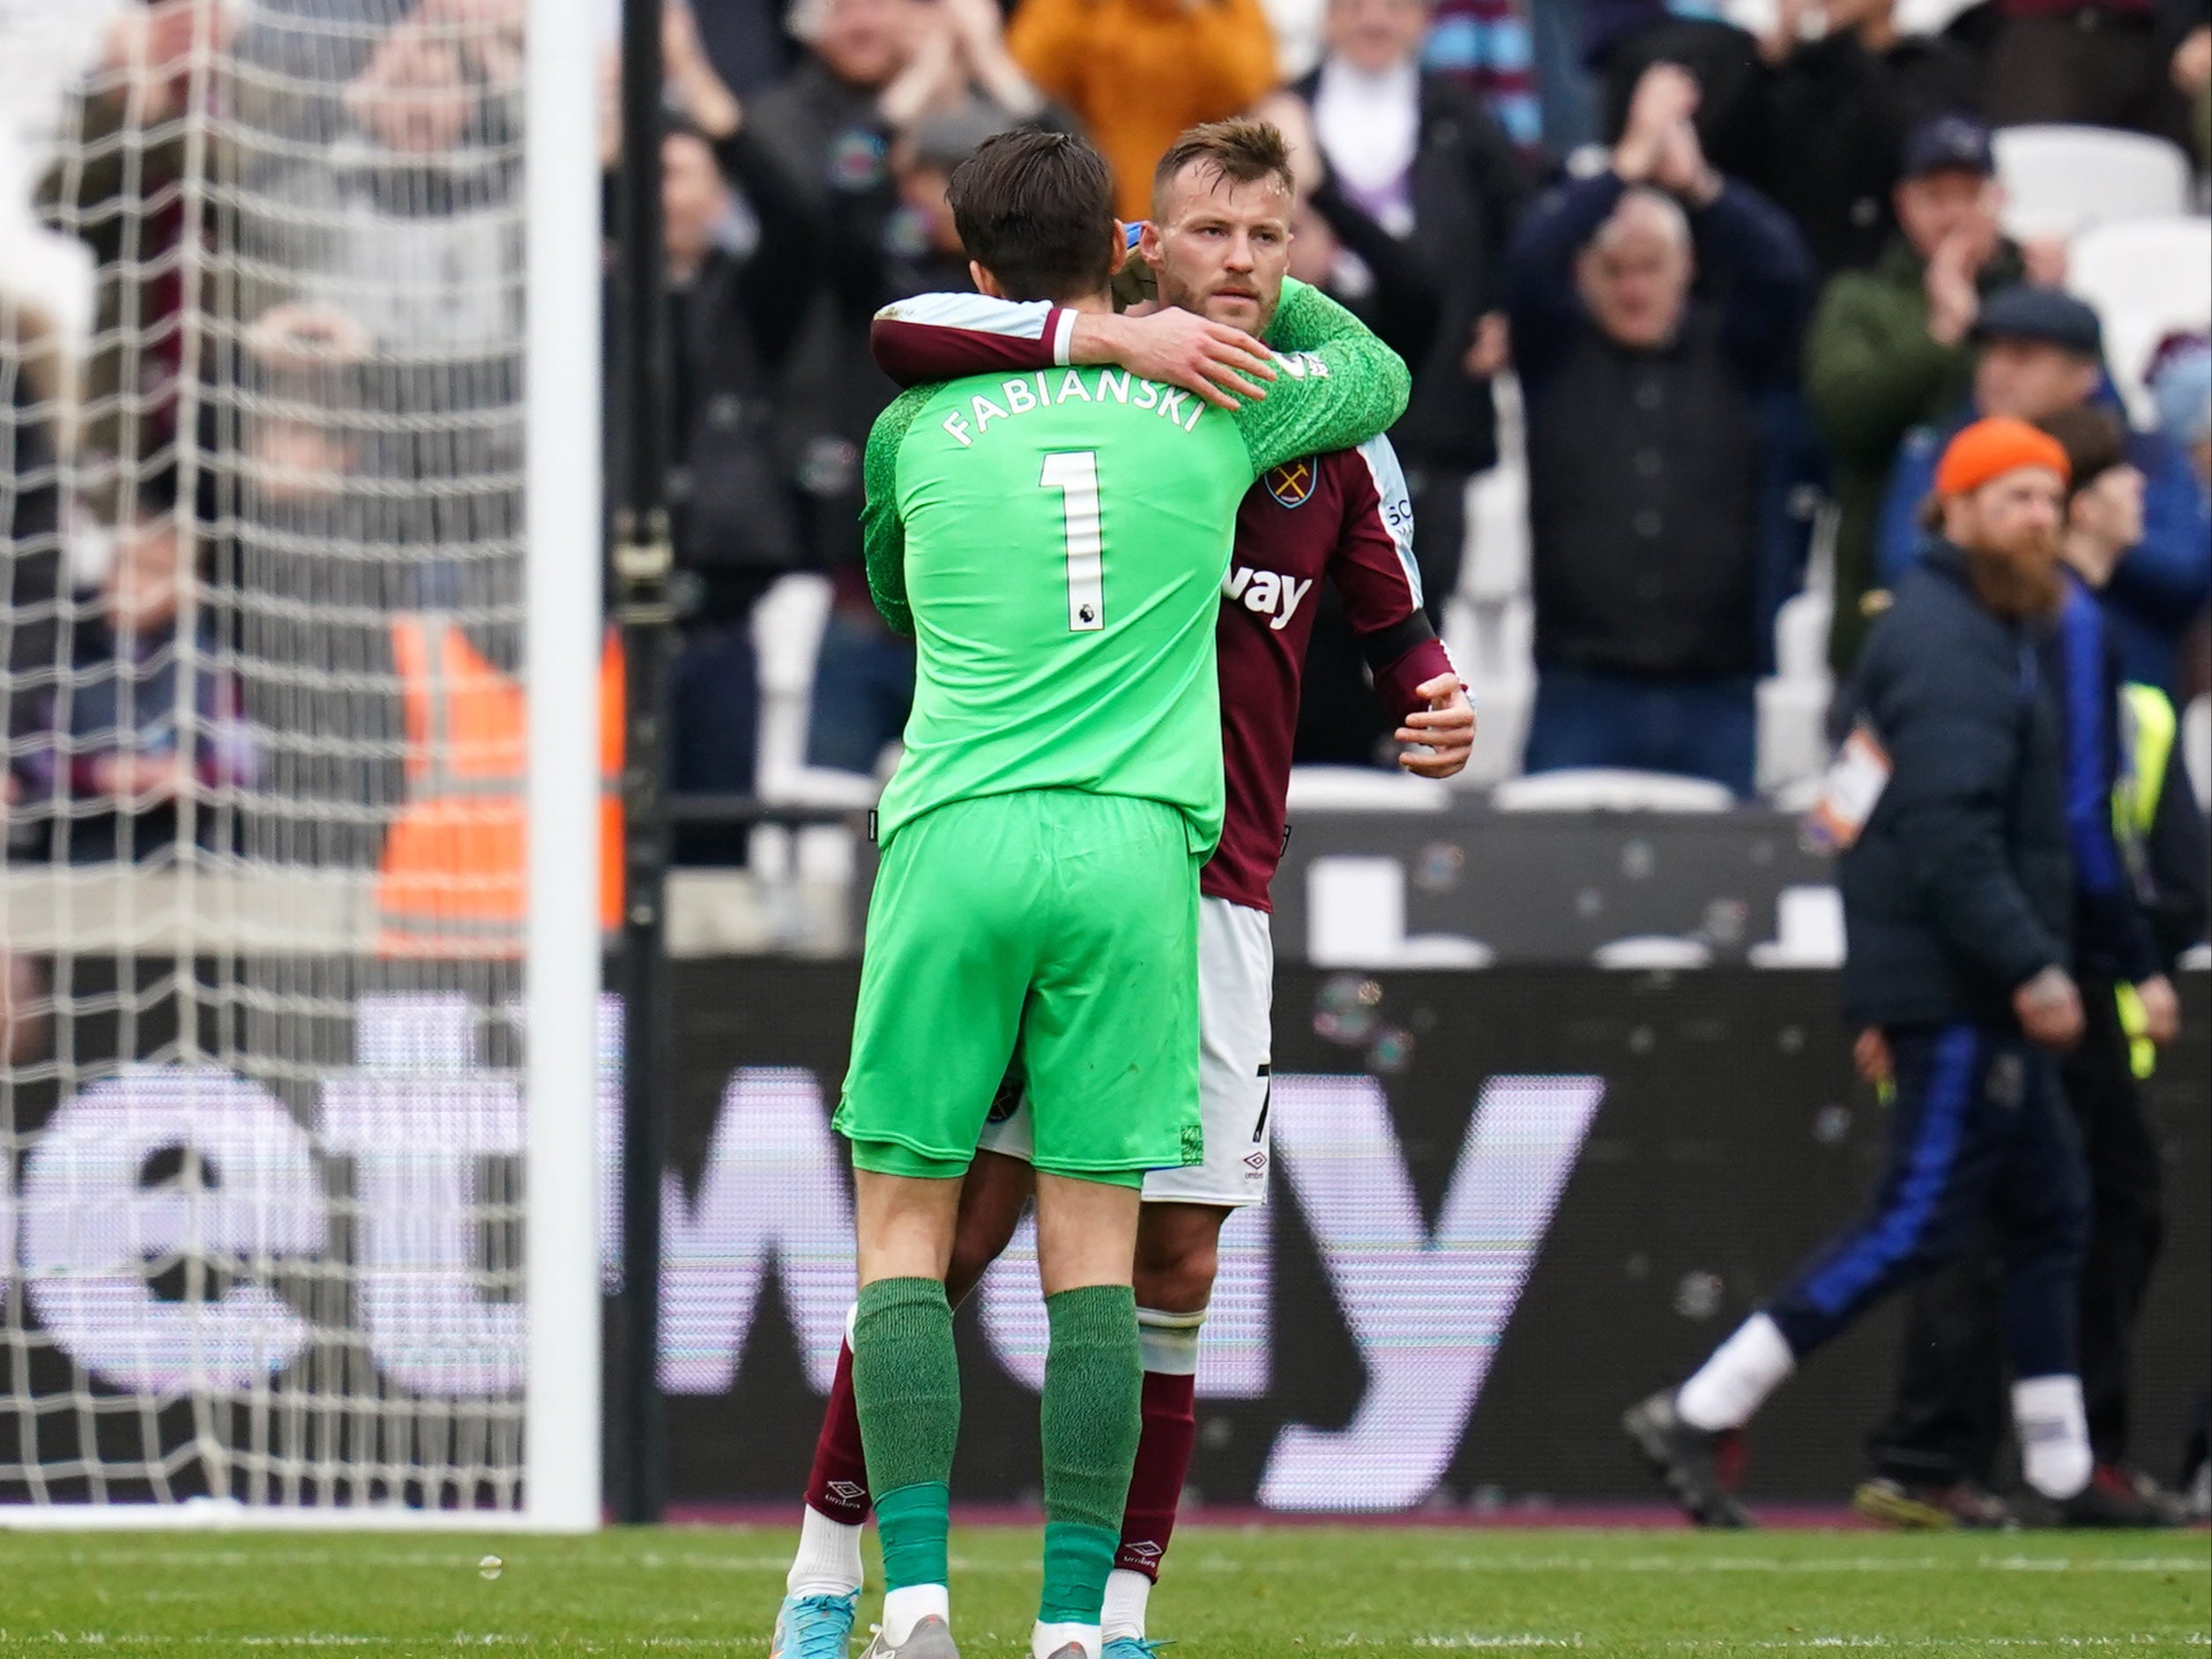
[1236,279,1411,479]
[871,289,1280,413]
[860,387,940,639]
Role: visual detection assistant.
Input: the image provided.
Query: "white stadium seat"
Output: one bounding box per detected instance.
[1894,0,1980,31]
[1992,125,2193,240]
[1491,769,1736,814]
[1771,590,1832,685]
[1306,855,1493,967]
[1286,766,1453,813]
[1592,934,1715,970]
[1463,671,1535,787]
[1757,591,1836,796]
[2068,217,2212,423]
[1747,885,1847,969]
[1728,0,1980,40]
[1464,375,1531,604]
[750,572,889,807]
[1758,676,1833,798]
[1464,459,1531,603]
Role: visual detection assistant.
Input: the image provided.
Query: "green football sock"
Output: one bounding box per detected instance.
[1038,1283,1141,1623]
[853,1276,960,1592]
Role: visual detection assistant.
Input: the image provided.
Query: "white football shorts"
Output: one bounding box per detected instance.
[975,894,1274,1207]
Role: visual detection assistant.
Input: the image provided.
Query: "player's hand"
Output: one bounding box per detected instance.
[1853,1027,1892,1086]
[1076,309,1277,412]
[2014,965,2084,1053]
[2134,974,2181,1046]
[1395,673,1476,779]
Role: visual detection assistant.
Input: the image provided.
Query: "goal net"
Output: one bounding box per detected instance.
[0,0,600,1526]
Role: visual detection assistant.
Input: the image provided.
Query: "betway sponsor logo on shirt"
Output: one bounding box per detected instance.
[935,353,1331,449]
[1224,564,1314,631]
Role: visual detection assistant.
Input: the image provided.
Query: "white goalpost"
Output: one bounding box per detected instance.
[0,0,601,1529]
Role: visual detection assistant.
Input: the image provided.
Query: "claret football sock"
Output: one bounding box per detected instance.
[1039,1285,1143,1630]
[806,1338,873,1521]
[1106,1306,1203,1640]
[1677,1313,1796,1432]
[788,1337,870,1596]
[853,1278,959,1610]
[2014,1374,2094,1501]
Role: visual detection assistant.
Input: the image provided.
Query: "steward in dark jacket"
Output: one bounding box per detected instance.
[1621,417,2097,1532]
[1841,539,2074,1031]
[1858,405,2205,1528]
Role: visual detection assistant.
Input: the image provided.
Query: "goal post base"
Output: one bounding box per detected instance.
[0,1503,599,1534]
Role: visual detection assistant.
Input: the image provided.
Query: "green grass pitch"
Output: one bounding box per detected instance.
[0,1526,2205,1655]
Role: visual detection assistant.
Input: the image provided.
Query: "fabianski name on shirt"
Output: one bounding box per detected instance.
[938,368,1210,447]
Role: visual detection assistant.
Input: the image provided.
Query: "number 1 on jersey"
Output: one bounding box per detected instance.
[1040,450,1104,632]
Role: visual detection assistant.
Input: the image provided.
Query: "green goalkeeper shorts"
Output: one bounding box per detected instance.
[835,788,1205,1187]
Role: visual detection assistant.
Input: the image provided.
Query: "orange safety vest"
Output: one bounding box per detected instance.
[377,617,623,958]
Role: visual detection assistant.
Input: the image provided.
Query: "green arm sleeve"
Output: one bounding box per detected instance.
[861,389,933,639]
[1233,278,1413,478]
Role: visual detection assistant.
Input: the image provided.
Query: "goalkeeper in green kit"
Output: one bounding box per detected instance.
[832,125,1408,1659]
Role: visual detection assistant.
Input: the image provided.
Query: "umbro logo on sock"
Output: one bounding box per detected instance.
[1122,1542,1164,1564]
[826,1481,866,1505]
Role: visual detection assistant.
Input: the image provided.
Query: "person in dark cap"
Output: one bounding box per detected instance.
[1876,286,2212,696]
[1753,0,1985,275]
[1805,113,2052,673]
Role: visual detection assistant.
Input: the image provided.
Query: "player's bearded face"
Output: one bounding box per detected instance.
[1146,168,1294,337]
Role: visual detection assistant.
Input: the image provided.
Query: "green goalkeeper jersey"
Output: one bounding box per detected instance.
[862,277,1410,854]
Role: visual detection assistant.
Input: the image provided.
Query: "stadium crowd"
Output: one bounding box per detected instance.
[0,0,2206,1554]
[0,0,2208,851]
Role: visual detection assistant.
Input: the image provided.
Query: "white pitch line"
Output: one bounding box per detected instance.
[8,1547,2206,1580]
[1174,1553,2210,1577]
